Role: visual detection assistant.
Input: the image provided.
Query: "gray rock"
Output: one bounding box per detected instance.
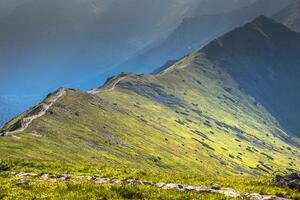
[183,185,197,191]
[15,180,29,186]
[110,179,122,184]
[211,183,221,190]
[95,178,111,183]
[287,173,300,180]
[18,172,37,177]
[58,174,71,181]
[40,173,51,179]
[88,175,99,180]
[287,179,300,189]
[162,183,182,190]
[155,183,165,188]
[142,181,152,186]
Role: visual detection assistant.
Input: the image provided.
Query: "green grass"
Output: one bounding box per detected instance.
[0,52,299,199]
[0,174,239,200]
[1,160,300,200]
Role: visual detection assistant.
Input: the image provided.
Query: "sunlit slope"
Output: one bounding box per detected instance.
[0,17,299,176]
[202,15,300,136]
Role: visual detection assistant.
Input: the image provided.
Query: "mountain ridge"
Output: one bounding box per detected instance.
[201,15,300,136]
[118,0,292,74]
[0,16,299,177]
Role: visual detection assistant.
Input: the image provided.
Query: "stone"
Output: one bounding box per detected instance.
[15,180,29,186]
[211,183,221,190]
[183,186,197,191]
[18,172,37,177]
[141,181,152,186]
[88,175,99,180]
[287,173,300,180]
[274,173,300,189]
[223,191,241,198]
[110,179,122,184]
[95,178,111,184]
[162,183,180,189]
[155,183,165,188]
[40,173,51,179]
[287,179,300,189]
[126,179,148,185]
[58,174,71,181]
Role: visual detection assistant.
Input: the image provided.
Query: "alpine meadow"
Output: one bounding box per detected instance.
[0,1,300,200]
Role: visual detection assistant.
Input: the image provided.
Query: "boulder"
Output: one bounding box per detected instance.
[211,183,221,190]
[274,173,300,190]
[287,179,300,189]
[57,174,71,181]
[15,180,29,186]
[287,173,300,180]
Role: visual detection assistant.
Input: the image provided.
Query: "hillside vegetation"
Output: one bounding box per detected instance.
[0,16,300,199]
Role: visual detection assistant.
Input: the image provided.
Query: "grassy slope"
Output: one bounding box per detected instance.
[1,53,299,176]
[1,16,300,199]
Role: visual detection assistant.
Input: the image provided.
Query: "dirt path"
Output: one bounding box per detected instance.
[2,75,124,136]
[14,171,291,200]
[2,88,66,136]
[88,76,127,94]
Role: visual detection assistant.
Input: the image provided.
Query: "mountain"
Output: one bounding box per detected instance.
[188,0,256,16]
[0,0,206,124]
[119,0,292,74]
[273,0,300,32]
[201,15,300,135]
[0,0,260,122]
[1,16,299,176]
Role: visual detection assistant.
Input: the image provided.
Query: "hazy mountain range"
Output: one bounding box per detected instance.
[118,0,292,74]
[1,1,300,198]
[0,0,297,126]
[1,17,299,177]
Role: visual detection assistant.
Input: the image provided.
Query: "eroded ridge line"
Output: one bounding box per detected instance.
[2,88,66,136]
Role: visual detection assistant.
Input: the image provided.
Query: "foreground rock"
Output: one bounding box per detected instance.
[274,173,300,190]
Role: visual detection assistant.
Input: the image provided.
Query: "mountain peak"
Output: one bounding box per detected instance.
[253,14,273,22]
[200,15,298,59]
[199,15,300,136]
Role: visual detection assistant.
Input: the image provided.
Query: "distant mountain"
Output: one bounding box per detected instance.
[201,15,300,135]
[0,0,201,96]
[0,0,261,128]
[1,16,299,176]
[273,0,300,32]
[188,0,256,16]
[119,0,292,73]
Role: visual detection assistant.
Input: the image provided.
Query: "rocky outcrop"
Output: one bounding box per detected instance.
[274,173,300,190]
